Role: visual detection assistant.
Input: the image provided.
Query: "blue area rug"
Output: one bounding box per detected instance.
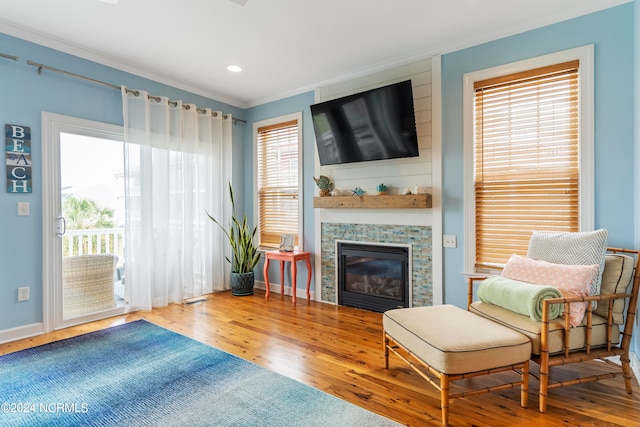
[0,320,401,426]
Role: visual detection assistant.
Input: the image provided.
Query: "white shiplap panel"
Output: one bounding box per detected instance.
[416,84,431,115]
[416,120,432,142]
[312,57,438,307]
[411,70,432,87]
[320,60,431,101]
[316,59,432,202]
[413,96,431,120]
[321,149,432,196]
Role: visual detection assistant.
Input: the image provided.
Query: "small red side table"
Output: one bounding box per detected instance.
[263,250,312,304]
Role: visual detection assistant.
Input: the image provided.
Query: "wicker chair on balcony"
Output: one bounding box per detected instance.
[62,254,117,319]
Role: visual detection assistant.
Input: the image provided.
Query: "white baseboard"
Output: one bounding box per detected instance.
[0,322,44,344]
[254,280,266,291]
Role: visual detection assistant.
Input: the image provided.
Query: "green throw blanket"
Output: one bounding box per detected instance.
[478,276,564,321]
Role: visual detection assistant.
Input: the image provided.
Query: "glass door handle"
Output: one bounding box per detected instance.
[56,216,66,236]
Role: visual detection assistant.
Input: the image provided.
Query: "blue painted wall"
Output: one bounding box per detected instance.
[0,32,245,330]
[441,4,635,310]
[634,0,640,356]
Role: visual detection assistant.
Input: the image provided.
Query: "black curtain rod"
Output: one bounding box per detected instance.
[25,59,246,124]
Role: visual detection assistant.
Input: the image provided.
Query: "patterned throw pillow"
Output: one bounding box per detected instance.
[527,229,608,307]
[502,254,599,327]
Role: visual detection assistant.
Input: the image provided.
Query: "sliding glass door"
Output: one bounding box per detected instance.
[42,113,125,330]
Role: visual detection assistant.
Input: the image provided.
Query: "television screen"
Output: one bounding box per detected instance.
[310,80,419,166]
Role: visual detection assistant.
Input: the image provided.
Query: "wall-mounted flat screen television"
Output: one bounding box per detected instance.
[310,80,419,166]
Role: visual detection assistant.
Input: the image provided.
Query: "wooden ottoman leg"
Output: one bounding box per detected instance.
[521,360,529,408]
[539,351,549,412]
[383,332,390,369]
[440,373,450,426]
[621,353,634,393]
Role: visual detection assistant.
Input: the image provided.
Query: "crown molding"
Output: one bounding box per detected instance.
[0,20,245,108]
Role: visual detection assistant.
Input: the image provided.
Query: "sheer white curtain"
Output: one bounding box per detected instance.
[121,87,232,311]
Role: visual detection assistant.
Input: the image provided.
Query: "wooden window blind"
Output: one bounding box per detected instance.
[257,120,299,249]
[474,60,579,270]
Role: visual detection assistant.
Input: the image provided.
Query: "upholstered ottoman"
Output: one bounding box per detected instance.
[383,304,531,425]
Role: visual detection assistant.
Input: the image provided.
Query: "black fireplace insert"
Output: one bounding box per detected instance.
[337,242,409,312]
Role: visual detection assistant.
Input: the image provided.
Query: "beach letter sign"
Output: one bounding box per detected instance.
[6,124,32,193]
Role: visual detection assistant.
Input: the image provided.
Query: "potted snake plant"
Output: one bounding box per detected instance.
[207,182,261,296]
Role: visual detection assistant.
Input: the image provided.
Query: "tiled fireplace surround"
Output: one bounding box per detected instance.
[320,223,433,307]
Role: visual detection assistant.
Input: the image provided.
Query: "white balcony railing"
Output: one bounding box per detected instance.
[62,228,125,265]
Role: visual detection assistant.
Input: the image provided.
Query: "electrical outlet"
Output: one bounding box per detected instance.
[443,235,457,248]
[18,287,30,302]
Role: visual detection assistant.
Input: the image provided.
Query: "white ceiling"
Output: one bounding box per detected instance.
[0,0,630,108]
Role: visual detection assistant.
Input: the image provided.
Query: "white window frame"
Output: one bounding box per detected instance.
[462,45,594,274]
[253,112,304,250]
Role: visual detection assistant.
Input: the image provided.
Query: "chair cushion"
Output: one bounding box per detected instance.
[594,254,635,324]
[501,254,599,327]
[469,301,620,355]
[383,305,531,375]
[527,229,608,306]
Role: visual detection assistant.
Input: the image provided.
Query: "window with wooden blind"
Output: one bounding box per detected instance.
[255,113,302,249]
[473,60,582,271]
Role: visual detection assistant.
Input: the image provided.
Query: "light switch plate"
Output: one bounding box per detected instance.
[17,202,30,216]
[443,235,457,248]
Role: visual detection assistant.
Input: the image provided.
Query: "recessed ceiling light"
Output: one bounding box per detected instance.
[227,65,242,73]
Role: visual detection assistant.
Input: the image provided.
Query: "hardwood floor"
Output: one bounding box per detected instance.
[2,290,639,426]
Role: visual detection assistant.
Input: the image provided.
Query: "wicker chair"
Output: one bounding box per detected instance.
[468,247,640,412]
[63,254,118,319]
